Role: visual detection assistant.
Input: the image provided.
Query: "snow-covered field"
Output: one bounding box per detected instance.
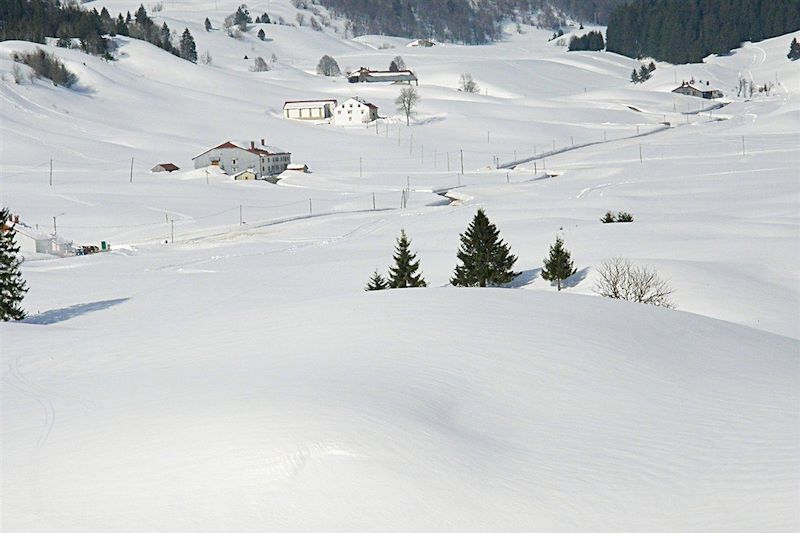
[2,1,799,530]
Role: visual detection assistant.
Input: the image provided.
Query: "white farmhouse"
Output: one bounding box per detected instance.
[283,99,337,121]
[192,140,291,178]
[333,97,378,126]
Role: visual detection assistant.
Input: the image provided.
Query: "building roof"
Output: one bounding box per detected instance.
[232,169,257,177]
[154,163,180,171]
[339,96,378,109]
[283,99,337,109]
[349,67,418,82]
[193,141,290,160]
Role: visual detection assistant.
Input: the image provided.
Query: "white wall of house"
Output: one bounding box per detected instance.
[333,98,378,126]
[193,144,291,177]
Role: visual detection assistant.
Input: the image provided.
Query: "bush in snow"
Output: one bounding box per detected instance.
[12,49,77,87]
[316,55,340,76]
[601,211,616,223]
[459,73,480,93]
[594,258,674,308]
[310,17,323,31]
[251,56,269,72]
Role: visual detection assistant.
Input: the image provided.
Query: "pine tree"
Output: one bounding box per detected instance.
[134,4,149,25]
[365,270,389,291]
[388,230,427,288]
[541,236,577,291]
[789,38,800,61]
[638,64,650,81]
[257,28,266,40]
[0,208,28,321]
[160,22,172,50]
[630,68,640,83]
[204,17,212,32]
[179,28,197,62]
[451,209,518,287]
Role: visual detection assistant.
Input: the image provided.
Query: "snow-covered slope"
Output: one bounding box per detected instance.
[2,1,799,529]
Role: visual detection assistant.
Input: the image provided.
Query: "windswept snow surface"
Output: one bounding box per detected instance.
[2,1,799,530]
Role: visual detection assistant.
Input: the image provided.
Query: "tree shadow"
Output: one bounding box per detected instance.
[506,268,541,288]
[24,298,129,325]
[561,267,590,289]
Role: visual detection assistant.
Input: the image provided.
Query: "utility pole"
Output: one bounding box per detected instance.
[53,216,57,237]
[639,144,643,163]
[552,139,556,151]
[460,149,464,175]
[170,218,174,243]
[446,151,450,171]
[433,149,437,168]
[129,157,134,183]
[49,159,53,186]
[487,130,490,144]
[534,161,537,175]
[359,157,363,178]
[514,150,517,160]
[372,192,376,210]
[206,168,209,184]
[409,133,413,155]
[742,136,745,156]
[239,204,243,225]
[308,198,312,215]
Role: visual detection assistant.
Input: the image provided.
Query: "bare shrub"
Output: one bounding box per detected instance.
[199,51,213,65]
[251,56,269,71]
[594,258,674,308]
[459,73,479,93]
[296,13,305,26]
[310,16,322,31]
[11,63,24,84]
[12,49,77,87]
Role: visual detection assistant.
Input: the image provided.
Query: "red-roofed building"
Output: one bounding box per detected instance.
[192,140,292,178]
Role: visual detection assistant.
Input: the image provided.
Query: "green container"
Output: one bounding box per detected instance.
[101,241,107,251]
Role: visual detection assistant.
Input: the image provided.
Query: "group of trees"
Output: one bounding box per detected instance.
[0,1,199,62]
[601,211,634,223]
[607,0,800,64]
[568,30,605,51]
[630,62,656,84]
[366,210,577,292]
[388,56,406,71]
[365,209,673,307]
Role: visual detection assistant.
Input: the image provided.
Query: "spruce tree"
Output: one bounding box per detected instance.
[204,17,212,32]
[630,68,640,83]
[0,208,28,321]
[789,38,800,61]
[365,270,389,291]
[388,230,427,288]
[451,209,518,287]
[179,28,197,62]
[160,22,172,50]
[257,28,266,40]
[541,236,577,291]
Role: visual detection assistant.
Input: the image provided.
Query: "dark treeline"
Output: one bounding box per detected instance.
[0,0,197,61]
[568,30,605,51]
[606,0,800,64]
[317,0,628,44]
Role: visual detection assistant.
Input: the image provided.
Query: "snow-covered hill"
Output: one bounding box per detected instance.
[2,1,799,530]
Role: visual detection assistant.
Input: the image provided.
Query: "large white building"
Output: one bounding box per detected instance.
[333,97,378,126]
[192,140,291,178]
[283,99,337,121]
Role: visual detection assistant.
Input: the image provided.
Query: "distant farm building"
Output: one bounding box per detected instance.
[286,163,309,172]
[672,81,722,99]
[333,97,379,126]
[192,140,291,178]
[407,38,435,47]
[283,99,337,121]
[232,169,257,180]
[151,163,180,173]
[14,227,55,257]
[348,67,418,85]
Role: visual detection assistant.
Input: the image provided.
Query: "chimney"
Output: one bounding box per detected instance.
[250,141,255,149]
[261,138,265,146]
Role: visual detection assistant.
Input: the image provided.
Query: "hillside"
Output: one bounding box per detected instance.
[1,1,799,530]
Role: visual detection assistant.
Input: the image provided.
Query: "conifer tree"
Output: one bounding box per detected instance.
[630,68,640,83]
[789,38,800,61]
[204,17,212,32]
[257,28,266,40]
[160,22,172,50]
[541,236,577,291]
[365,270,389,291]
[451,209,518,287]
[0,208,28,321]
[179,28,197,62]
[388,230,427,288]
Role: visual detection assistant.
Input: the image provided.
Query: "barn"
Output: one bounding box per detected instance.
[283,99,337,121]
